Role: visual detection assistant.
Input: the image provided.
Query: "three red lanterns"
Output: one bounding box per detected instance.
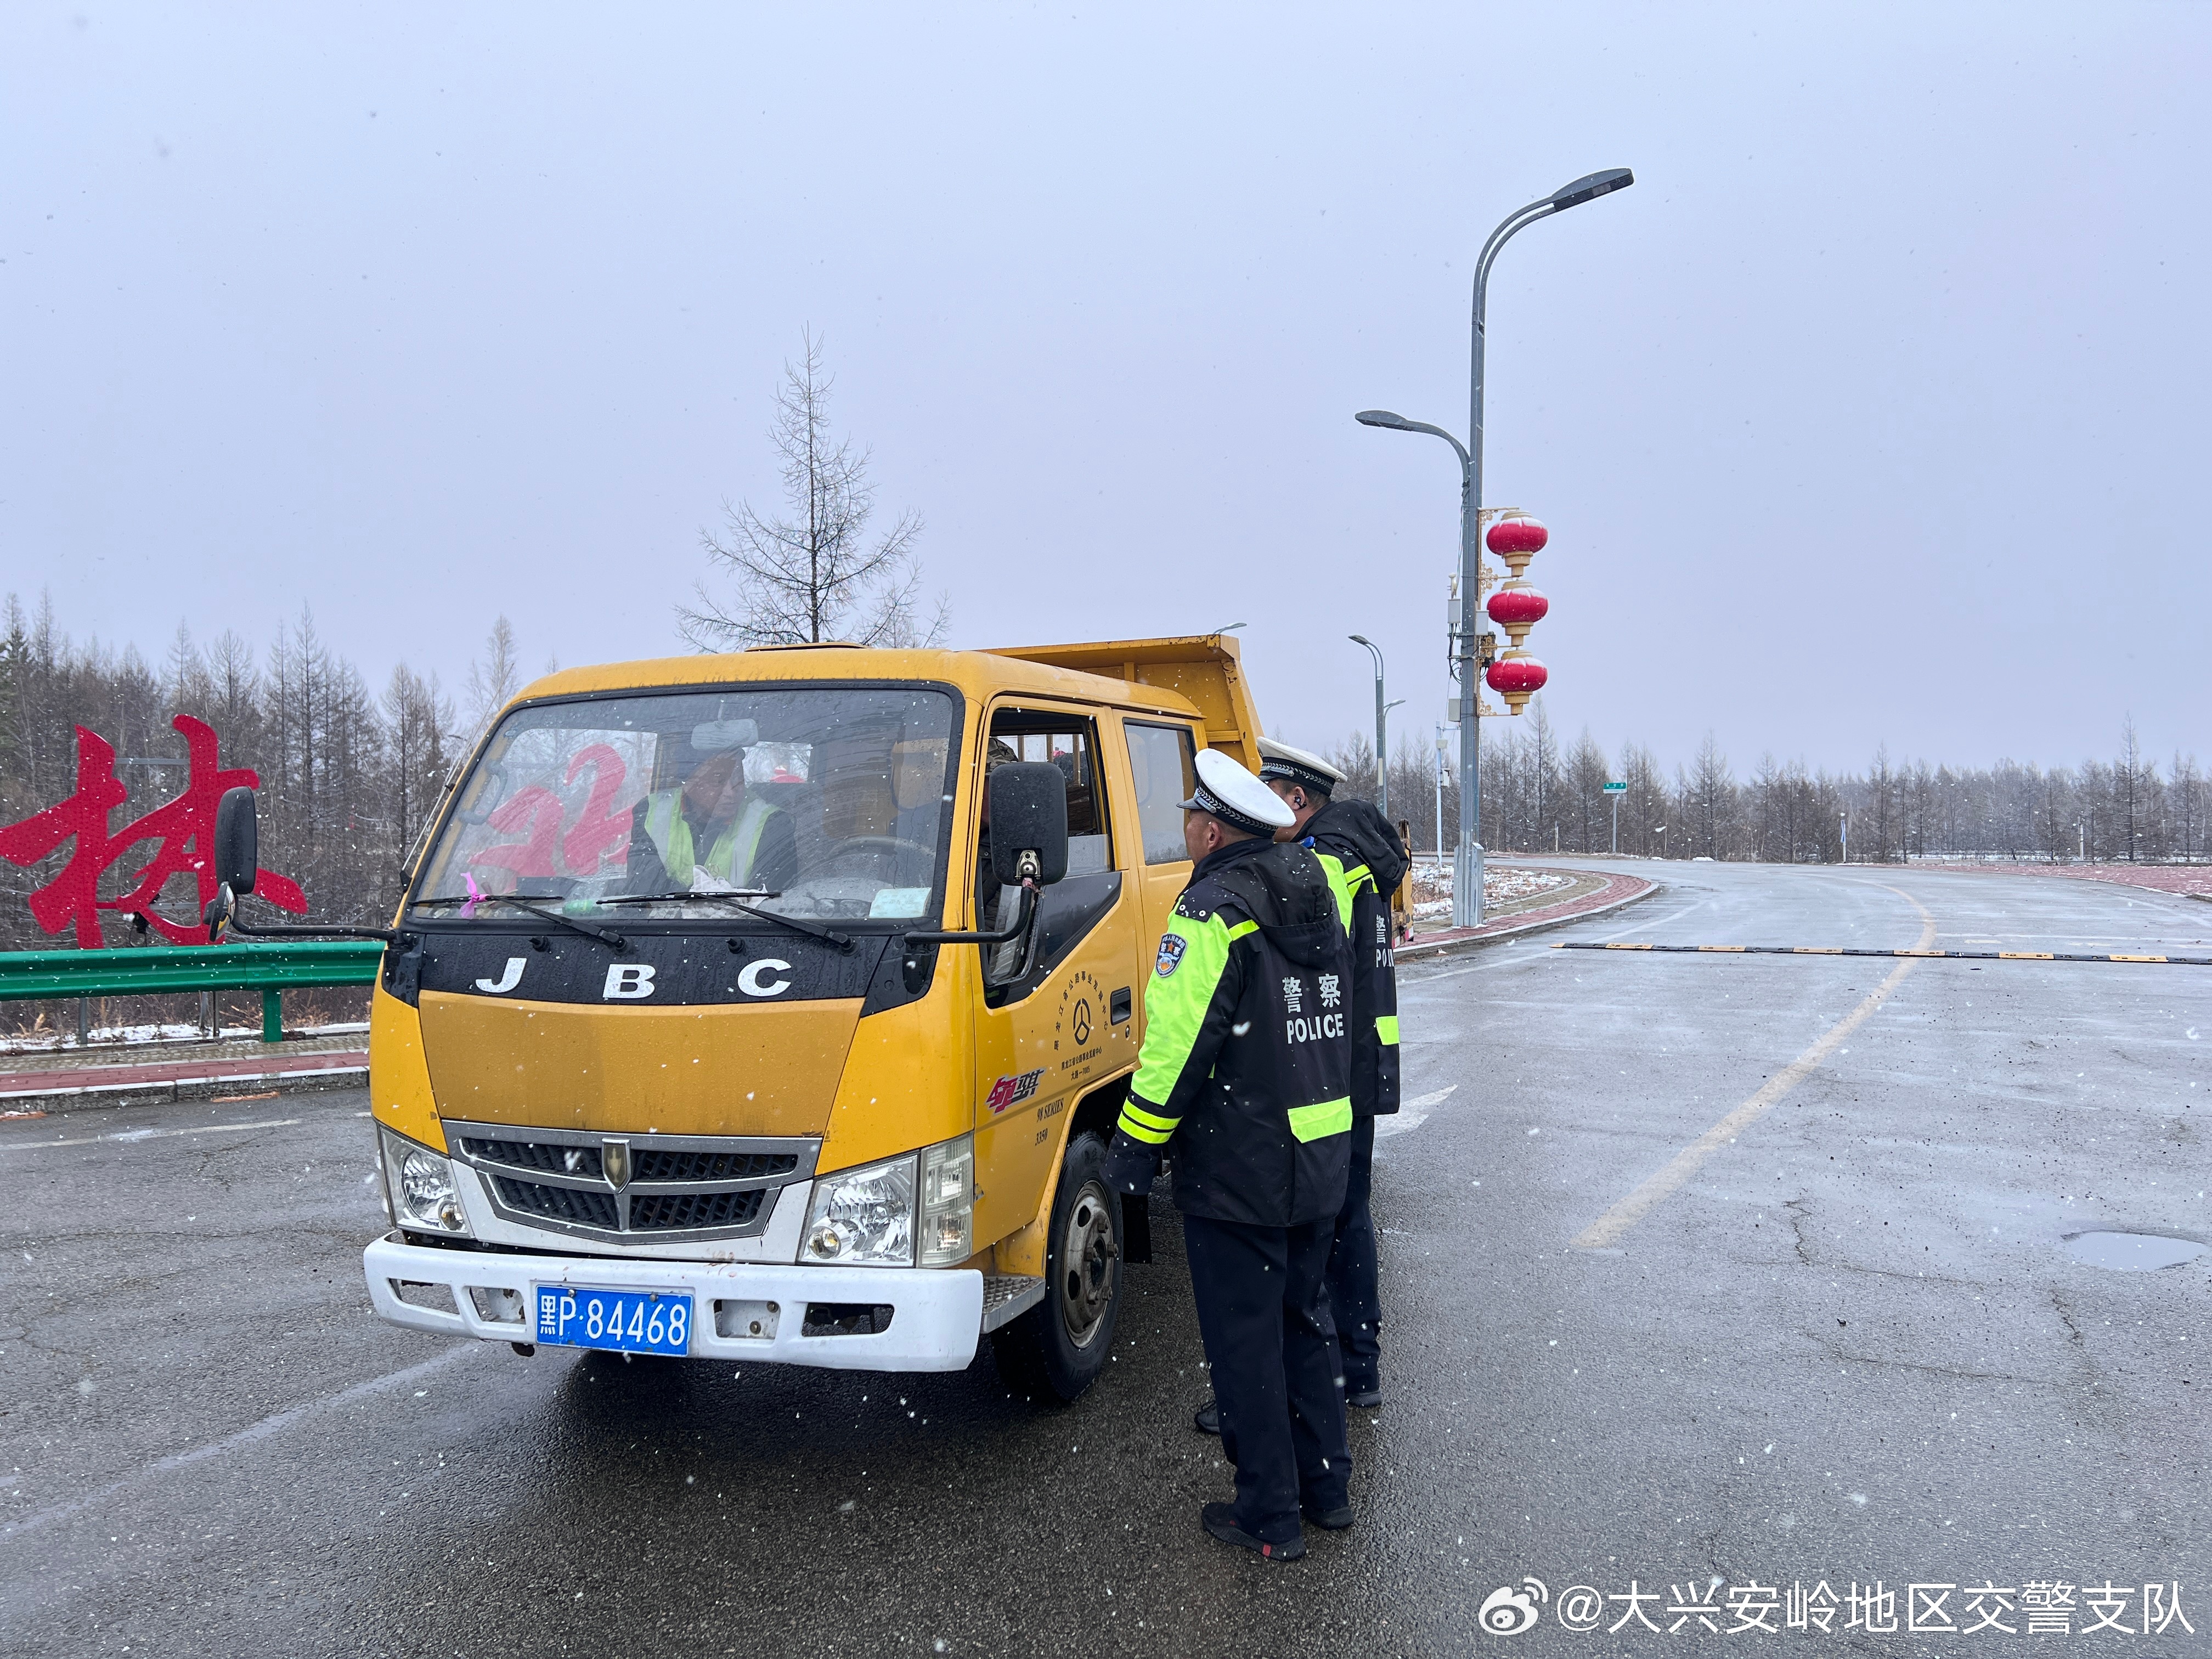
[1480,515,1550,714]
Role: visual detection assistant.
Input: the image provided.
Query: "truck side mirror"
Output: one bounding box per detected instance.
[988,762,1068,887]
[216,786,260,895]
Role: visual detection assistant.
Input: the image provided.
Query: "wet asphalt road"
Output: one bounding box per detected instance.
[3,862,2207,1657]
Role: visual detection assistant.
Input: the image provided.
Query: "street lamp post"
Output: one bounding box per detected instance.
[1357,166,1633,929]
[1434,724,1449,880]
[1349,635,1390,815]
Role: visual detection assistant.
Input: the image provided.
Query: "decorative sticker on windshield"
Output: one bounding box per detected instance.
[477,746,633,883]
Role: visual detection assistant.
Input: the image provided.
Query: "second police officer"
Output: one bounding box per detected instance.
[1101,748,1358,1561]
[1188,737,1408,1436]
[1256,737,1406,1408]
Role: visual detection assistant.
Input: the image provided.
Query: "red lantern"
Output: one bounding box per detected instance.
[1485,514,1548,578]
[1484,650,1548,715]
[1485,581,1549,648]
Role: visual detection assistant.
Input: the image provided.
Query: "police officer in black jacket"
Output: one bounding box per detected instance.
[1257,737,1407,1407]
[1102,749,1358,1561]
[1188,736,1409,1436]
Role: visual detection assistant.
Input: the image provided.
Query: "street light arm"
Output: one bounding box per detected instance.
[1473,198,1557,330]
[1395,420,1472,473]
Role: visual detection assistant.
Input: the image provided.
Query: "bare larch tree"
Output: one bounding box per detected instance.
[679,332,945,650]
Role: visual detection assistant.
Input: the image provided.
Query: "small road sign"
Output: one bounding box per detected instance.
[1603,781,1627,794]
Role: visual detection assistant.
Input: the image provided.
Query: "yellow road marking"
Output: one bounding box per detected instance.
[1572,887,1936,1251]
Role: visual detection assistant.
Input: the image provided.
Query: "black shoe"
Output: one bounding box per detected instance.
[1301,1501,1355,1530]
[1201,1502,1305,1560]
[1346,1386,1381,1409]
[1193,1398,1221,1436]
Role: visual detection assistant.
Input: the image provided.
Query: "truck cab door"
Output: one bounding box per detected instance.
[968,706,1138,1259]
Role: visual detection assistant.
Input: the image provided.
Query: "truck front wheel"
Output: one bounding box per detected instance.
[991,1130,1122,1403]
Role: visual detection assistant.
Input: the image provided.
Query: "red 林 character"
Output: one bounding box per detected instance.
[0,715,307,946]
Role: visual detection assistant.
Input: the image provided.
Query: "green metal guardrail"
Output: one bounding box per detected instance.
[0,942,385,1043]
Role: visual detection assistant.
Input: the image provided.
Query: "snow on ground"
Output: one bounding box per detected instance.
[1409,862,1577,917]
[0,1020,369,1056]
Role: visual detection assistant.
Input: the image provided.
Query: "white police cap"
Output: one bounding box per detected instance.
[1255,736,1347,795]
[1178,748,1296,836]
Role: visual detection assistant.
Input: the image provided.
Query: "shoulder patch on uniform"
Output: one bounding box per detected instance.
[1155,934,1188,976]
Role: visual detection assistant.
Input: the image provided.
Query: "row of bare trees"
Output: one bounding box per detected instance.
[0,594,534,950]
[1322,702,2208,865]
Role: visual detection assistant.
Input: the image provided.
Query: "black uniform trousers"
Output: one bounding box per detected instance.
[1325,1113,1380,1392]
[1182,1211,1352,1542]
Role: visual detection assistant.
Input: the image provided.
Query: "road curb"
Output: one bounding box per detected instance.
[0,1062,367,1118]
[1397,877,1661,963]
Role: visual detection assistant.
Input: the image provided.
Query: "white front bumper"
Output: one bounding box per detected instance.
[363,1233,983,1373]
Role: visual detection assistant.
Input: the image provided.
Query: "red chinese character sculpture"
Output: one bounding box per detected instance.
[0,715,308,946]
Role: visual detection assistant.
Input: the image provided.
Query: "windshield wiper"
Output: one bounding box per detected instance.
[597,889,776,905]
[499,899,628,950]
[599,890,854,951]
[411,893,626,949]
[411,893,569,909]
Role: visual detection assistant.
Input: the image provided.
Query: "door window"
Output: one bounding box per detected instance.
[988,712,1113,877]
[979,709,1116,999]
[1125,723,1199,865]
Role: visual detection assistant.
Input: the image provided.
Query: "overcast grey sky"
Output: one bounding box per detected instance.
[4,4,2205,775]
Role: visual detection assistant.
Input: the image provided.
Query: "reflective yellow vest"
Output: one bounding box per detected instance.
[641,791,780,888]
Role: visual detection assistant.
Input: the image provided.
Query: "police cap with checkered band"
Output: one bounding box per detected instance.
[1177,748,1296,838]
[1256,736,1346,798]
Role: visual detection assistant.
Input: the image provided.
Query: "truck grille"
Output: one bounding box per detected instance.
[628,1188,766,1232]
[445,1121,817,1244]
[633,1148,797,1184]
[490,1176,620,1231]
[463,1135,602,1178]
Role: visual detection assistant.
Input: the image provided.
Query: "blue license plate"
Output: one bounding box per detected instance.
[534,1285,693,1356]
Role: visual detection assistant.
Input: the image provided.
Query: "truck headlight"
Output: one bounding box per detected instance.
[802,1152,916,1266]
[379,1126,472,1235]
[918,1133,974,1267]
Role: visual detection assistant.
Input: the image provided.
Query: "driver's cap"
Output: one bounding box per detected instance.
[1177,749,1296,837]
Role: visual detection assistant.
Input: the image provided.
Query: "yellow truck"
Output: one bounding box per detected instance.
[213,635,1265,1400]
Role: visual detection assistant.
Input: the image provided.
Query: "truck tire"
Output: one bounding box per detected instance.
[991,1130,1123,1403]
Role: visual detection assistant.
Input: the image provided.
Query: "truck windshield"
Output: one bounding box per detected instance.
[411,686,957,924]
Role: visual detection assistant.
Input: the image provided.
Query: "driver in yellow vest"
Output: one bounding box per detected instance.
[627,747,798,894]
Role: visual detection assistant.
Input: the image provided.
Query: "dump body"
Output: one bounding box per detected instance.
[364,635,1259,1378]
